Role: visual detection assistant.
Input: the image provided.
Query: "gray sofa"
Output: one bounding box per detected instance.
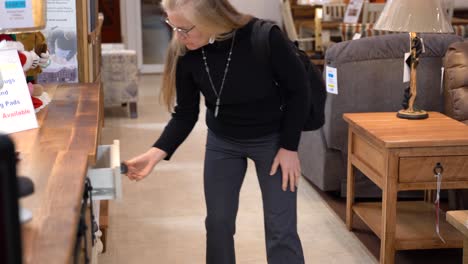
[298,33,464,196]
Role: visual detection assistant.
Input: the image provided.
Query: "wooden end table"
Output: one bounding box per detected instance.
[344,112,468,264]
[447,210,468,264]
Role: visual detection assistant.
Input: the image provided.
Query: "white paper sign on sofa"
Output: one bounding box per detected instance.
[0,49,38,134]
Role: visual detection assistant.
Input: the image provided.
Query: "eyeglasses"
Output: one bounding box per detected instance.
[165,18,196,37]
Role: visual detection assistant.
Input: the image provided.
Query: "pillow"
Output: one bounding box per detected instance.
[339,23,390,41]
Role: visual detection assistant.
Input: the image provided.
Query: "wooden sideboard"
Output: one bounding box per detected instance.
[10,83,102,264]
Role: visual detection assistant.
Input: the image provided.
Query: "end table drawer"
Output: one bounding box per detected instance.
[399,156,468,183]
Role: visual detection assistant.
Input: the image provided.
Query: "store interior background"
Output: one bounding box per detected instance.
[91,0,468,263]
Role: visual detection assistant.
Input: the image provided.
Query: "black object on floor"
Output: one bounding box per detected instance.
[0,134,23,264]
[17,176,34,198]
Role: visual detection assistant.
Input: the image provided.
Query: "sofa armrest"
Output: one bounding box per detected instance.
[443,40,468,124]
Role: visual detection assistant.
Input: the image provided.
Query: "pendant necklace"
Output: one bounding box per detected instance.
[201,30,236,118]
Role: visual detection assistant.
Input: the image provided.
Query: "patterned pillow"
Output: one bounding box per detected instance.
[340,23,468,41]
[339,23,391,41]
[452,25,468,39]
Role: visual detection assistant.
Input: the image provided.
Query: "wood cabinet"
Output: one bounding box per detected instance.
[11,83,102,264]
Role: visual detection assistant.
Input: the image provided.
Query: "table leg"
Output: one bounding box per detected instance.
[346,129,355,230]
[129,102,138,119]
[464,238,468,264]
[322,30,331,48]
[380,153,398,264]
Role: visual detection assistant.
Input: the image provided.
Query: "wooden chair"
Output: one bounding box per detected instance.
[322,3,347,46]
[281,0,315,51]
[361,1,385,24]
[322,3,347,22]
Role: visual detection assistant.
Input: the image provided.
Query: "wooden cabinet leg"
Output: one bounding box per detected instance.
[464,238,468,264]
[380,153,398,264]
[101,228,108,253]
[99,200,109,253]
[346,129,355,230]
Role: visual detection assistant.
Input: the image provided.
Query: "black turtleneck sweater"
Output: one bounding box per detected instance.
[153,18,309,160]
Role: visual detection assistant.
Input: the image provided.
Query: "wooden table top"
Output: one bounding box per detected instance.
[10,83,101,264]
[343,112,468,148]
[447,210,468,238]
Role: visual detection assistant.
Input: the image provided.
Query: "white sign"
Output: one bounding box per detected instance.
[0,0,34,29]
[0,49,38,134]
[344,0,364,24]
[326,66,338,94]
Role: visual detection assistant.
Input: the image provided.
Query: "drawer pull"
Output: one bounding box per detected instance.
[120,163,128,174]
[433,162,444,175]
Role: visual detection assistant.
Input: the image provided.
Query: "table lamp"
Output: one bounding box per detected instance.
[374,0,454,119]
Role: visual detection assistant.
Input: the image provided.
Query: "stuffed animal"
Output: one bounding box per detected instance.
[0,35,50,111]
[15,32,50,96]
[0,34,40,72]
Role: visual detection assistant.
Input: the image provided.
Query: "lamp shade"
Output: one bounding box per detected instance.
[374,0,454,33]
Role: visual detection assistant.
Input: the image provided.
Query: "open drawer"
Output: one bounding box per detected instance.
[88,140,122,200]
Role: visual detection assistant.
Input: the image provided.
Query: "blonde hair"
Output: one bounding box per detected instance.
[160,0,250,111]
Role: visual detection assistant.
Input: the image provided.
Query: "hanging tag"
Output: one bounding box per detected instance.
[352,33,362,40]
[326,66,338,94]
[434,165,446,244]
[420,37,426,54]
[440,67,445,94]
[403,52,411,83]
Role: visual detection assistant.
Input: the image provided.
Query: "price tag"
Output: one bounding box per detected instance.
[326,66,338,95]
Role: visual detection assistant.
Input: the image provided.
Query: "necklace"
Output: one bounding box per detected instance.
[201,31,236,118]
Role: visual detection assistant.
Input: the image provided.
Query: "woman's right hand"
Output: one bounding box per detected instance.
[124,147,167,182]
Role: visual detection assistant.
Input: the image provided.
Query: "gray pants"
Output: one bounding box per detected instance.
[204,130,304,264]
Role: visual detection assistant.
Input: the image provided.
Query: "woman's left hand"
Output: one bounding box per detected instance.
[270,148,301,192]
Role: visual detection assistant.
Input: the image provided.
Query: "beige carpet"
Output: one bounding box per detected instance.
[98,74,377,264]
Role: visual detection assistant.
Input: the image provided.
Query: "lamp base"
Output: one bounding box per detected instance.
[397,109,429,120]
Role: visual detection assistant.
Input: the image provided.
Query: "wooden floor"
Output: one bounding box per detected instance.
[98,75,378,263]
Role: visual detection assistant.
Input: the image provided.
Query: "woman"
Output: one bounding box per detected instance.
[125,0,309,263]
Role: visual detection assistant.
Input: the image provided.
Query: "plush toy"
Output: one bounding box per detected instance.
[0,35,50,112]
[0,34,40,72]
[14,32,50,96]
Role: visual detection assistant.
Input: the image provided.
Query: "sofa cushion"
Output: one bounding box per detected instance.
[443,40,468,123]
